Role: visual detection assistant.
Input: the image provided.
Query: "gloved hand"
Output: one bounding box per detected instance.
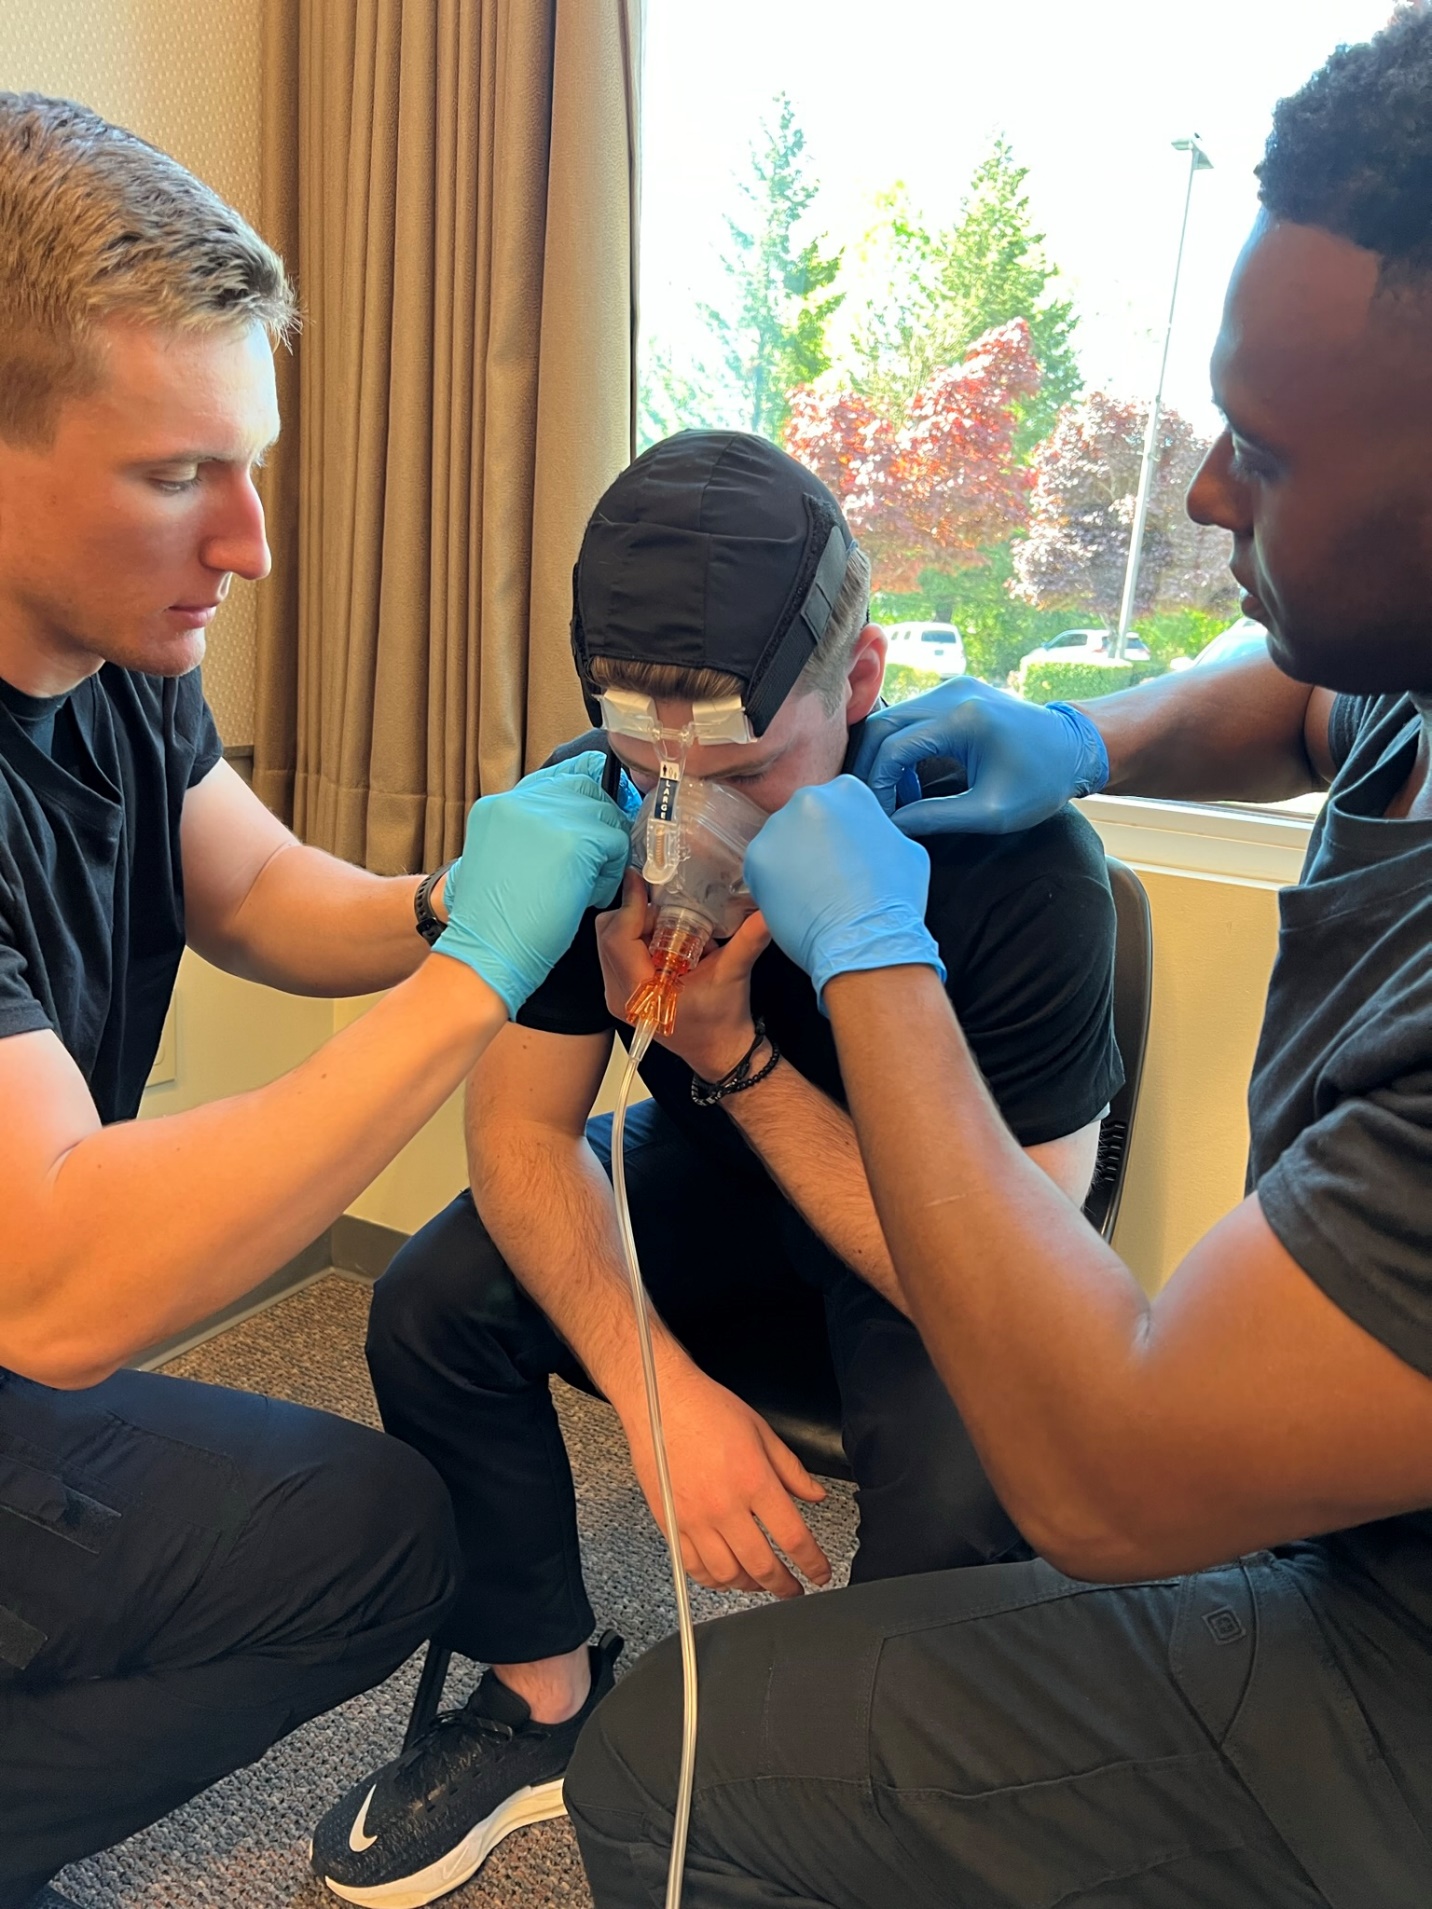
[851,678,1109,837]
[434,753,631,1015]
[744,776,946,1010]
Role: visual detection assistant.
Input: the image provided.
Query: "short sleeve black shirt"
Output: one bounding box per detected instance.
[520,728,1124,1164]
[1243,691,1432,1725]
[0,664,222,1124]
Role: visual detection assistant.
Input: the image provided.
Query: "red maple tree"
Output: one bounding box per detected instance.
[1011,392,1237,627]
[783,319,1041,591]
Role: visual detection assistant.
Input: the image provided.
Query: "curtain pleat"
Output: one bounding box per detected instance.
[254,0,640,872]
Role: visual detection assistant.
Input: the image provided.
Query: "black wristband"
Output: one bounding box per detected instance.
[414,861,454,945]
[690,1020,781,1107]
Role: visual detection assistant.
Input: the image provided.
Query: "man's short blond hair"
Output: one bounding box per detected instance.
[588,542,873,720]
[0,93,297,446]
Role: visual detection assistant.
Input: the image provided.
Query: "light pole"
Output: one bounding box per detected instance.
[1113,135,1212,659]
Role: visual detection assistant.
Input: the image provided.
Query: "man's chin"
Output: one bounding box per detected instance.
[108,627,208,679]
[1266,621,1432,697]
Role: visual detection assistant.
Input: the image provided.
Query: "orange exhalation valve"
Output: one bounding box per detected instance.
[624,908,711,1038]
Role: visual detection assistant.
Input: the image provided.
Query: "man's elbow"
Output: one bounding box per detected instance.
[0,1323,122,1391]
[1013,1474,1188,1583]
[2,1270,128,1391]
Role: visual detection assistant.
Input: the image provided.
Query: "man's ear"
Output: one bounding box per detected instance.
[844,624,888,724]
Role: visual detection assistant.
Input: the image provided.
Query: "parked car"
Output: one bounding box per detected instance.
[1192,615,1269,668]
[884,621,967,679]
[1018,627,1150,670]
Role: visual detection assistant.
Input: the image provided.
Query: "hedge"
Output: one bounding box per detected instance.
[1019,658,1136,704]
[881,663,944,704]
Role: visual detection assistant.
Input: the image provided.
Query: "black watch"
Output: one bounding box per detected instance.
[414,862,454,946]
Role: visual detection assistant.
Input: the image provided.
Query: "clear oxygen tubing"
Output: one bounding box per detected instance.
[611,1010,700,1909]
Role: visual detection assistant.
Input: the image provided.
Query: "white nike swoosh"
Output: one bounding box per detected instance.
[348,1785,379,1853]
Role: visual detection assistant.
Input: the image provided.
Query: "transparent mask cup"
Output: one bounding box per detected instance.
[624,778,768,1037]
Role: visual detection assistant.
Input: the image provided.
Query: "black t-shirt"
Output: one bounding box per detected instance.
[521,729,1124,1169]
[0,665,222,1124]
[1248,693,1432,1697]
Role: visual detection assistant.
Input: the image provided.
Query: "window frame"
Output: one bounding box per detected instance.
[1076,793,1313,887]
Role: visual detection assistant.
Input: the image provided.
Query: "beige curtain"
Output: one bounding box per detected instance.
[254,0,640,872]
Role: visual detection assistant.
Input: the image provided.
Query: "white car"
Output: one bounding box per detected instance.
[1019,627,1151,669]
[883,622,966,678]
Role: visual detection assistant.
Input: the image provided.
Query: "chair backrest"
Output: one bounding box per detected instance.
[1080,857,1154,1242]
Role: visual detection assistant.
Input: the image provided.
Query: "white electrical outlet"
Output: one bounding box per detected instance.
[146,1001,178,1088]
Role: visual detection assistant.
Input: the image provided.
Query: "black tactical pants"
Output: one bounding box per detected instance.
[366,1099,1029,1668]
[0,1365,460,1906]
[569,1551,1432,1908]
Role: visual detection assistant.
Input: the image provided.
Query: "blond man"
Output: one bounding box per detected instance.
[0,95,632,1907]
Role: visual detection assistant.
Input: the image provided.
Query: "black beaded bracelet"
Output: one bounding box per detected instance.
[690,1019,781,1107]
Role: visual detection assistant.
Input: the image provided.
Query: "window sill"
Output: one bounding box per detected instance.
[1075,793,1312,888]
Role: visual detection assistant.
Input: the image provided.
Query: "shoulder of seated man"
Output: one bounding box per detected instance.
[542,728,609,768]
[911,762,1107,882]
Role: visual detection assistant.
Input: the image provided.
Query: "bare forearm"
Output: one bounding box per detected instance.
[1082,653,1321,804]
[211,843,434,994]
[723,1064,908,1313]
[470,1131,683,1411]
[825,965,1159,1570]
[20,957,506,1384]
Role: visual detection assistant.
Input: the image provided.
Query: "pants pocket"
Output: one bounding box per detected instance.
[0,1450,121,1554]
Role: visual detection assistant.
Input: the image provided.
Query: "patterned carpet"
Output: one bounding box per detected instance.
[58,1274,858,1909]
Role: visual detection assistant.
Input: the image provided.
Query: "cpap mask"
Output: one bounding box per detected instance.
[598,686,765,1036]
[599,686,754,883]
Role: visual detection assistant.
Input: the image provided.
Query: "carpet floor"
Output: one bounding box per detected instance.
[57,1273,858,1909]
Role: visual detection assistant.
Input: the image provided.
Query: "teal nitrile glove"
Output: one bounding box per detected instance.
[744,776,946,1012]
[434,753,631,1015]
[852,678,1109,837]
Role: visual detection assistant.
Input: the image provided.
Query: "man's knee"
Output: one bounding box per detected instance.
[568,1633,684,1837]
[844,1327,1026,1573]
[239,1408,461,1662]
[366,1189,523,1385]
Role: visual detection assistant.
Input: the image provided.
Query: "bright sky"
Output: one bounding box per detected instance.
[641,0,1396,435]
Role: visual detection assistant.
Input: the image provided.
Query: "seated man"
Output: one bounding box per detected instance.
[568,16,1432,1908]
[311,430,1124,1904]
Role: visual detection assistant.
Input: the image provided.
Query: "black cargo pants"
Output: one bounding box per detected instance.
[0,1365,460,1906]
[568,1550,1432,1908]
[366,1099,1030,1669]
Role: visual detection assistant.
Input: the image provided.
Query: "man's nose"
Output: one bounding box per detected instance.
[1185,429,1250,536]
[200,469,271,583]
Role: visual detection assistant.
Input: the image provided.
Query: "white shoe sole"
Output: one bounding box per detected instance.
[316,1778,568,1908]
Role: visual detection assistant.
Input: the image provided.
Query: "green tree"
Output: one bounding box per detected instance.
[853,142,1080,450]
[637,342,733,452]
[703,95,844,441]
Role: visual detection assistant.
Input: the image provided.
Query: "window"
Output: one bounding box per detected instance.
[638,0,1387,781]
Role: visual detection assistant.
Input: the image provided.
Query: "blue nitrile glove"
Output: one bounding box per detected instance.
[434,753,631,1014]
[852,678,1109,837]
[744,776,946,1012]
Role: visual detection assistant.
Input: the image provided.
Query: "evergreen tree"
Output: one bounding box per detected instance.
[703,95,844,441]
[854,142,1080,449]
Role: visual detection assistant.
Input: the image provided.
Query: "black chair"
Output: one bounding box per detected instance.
[402,856,1154,1740]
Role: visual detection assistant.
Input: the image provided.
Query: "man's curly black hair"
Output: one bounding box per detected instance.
[1257,6,1432,278]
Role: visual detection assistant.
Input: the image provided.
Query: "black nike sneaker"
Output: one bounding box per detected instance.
[311,1632,623,1907]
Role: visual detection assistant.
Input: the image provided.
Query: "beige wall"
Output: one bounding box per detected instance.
[0,0,267,748]
[143,859,1285,1290]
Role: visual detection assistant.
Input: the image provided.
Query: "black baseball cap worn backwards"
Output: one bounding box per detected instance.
[571,430,854,738]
